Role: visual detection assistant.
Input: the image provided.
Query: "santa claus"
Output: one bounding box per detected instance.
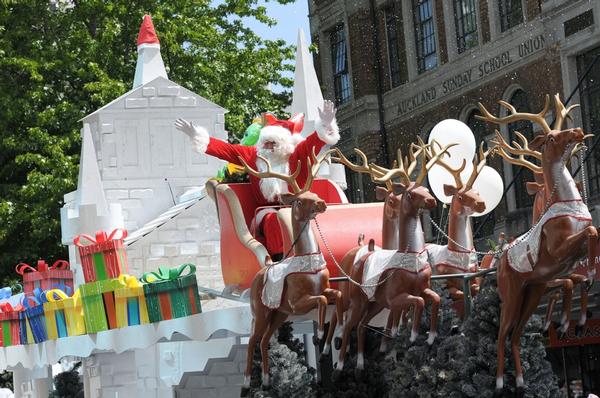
[175,100,339,260]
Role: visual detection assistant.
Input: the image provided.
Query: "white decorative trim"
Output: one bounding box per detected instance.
[315,118,340,145]
[191,125,210,154]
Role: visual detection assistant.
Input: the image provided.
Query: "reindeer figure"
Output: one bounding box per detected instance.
[237,149,345,395]
[493,134,591,335]
[327,141,451,381]
[478,94,597,396]
[428,141,490,310]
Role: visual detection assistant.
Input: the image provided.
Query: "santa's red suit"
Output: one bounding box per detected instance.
[179,111,340,257]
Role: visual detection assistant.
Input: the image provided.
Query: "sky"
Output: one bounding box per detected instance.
[212,0,311,46]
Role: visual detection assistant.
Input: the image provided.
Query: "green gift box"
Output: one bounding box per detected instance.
[79,279,121,333]
[141,264,201,323]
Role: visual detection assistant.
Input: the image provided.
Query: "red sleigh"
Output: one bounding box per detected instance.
[207,179,384,289]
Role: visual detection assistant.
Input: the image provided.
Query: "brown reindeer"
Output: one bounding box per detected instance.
[328,141,450,381]
[493,133,591,335]
[428,141,490,312]
[478,94,597,396]
[238,149,345,394]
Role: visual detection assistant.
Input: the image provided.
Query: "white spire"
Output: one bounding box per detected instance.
[133,15,167,89]
[291,28,324,136]
[75,124,108,214]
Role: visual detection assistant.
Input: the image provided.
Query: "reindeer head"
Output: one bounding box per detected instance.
[431,141,490,215]
[238,148,334,222]
[478,94,592,166]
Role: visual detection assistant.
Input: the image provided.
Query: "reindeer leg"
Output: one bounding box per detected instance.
[379,311,394,353]
[557,278,574,335]
[355,302,384,381]
[333,299,367,382]
[289,295,328,344]
[421,288,441,345]
[259,311,289,390]
[570,274,589,334]
[495,262,524,395]
[323,288,344,344]
[321,312,336,359]
[242,313,270,397]
[586,226,598,284]
[509,283,546,397]
[543,290,559,332]
[389,293,424,343]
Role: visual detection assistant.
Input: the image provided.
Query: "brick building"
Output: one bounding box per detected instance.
[308,0,600,244]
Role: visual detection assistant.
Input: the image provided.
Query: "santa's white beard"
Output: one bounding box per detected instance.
[256,150,290,202]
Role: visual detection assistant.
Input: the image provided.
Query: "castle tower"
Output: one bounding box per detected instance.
[133,15,168,89]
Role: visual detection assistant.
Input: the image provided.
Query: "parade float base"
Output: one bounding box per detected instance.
[0,299,252,371]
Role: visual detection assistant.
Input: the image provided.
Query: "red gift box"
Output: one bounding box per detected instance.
[0,302,23,347]
[74,229,129,283]
[16,260,73,295]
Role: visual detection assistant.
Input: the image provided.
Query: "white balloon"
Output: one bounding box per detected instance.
[427,163,474,204]
[428,119,476,167]
[471,166,504,217]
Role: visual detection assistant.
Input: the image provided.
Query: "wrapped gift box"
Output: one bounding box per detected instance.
[79,279,121,333]
[16,260,73,295]
[74,229,128,283]
[114,275,149,328]
[23,292,48,344]
[19,311,34,345]
[141,264,201,323]
[0,303,22,347]
[43,288,85,339]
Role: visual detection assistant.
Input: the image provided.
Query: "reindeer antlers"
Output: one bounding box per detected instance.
[477,93,581,133]
[238,147,334,195]
[465,141,493,190]
[477,94,551,134]
[490,130,542,174]
[429,141,467,191]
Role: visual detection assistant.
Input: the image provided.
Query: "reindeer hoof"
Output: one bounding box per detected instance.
[585,279,594,292]
[575,324,584,337]
[493,388,503,398]
[318,351,329,362]
[354,368,364,382]
[334,337,342,350]
[515,386,525,398]
[240,387,250,397]
[331,369,342,383]
[450,325,460,335]
[261,383,271,391]
[312,335,320,346]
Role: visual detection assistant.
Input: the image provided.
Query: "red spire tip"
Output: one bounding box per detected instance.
[137,15,160,46]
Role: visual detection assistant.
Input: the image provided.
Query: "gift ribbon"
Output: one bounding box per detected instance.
[0,302,23,313]
[140,263,196,283]
[73,228,128,247]
[118,274,142,288]
[16,260,69,275]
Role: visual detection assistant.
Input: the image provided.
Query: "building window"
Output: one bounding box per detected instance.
[498,0,523,32]
[385,5,407,88]
[577,46,600,197]
[330,24,351,105]
[413,0,437,73]
[466,109,494,238]
[454,0,478,53]
[344,153,363,203]
[507,90,534,209]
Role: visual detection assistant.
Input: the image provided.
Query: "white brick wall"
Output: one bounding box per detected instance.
[125,197,224,290]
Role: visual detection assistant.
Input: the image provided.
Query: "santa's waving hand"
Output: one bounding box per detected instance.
[175,100,339,259]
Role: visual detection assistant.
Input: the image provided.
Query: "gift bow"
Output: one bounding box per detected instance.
[0,287,12,300]
[0,302,23,313]
[45,288,80,303]
[141,263,196,283]
[73,228,128,247]
[16,259,70,275]
[21,288,49,309]
[118,274,142,288]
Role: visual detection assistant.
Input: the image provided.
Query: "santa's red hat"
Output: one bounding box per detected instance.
[262,113,304,137]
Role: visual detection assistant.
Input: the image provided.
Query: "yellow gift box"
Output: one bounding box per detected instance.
[115,275,149,328]
[43,289,85,339]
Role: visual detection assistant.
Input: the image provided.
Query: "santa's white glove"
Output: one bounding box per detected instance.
[316,100,340,145]
[175,118,209,154]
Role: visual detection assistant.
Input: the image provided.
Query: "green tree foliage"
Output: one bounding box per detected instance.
[0,0,295,281]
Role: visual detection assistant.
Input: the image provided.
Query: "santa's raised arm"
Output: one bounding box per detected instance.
[175,100,340,206]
